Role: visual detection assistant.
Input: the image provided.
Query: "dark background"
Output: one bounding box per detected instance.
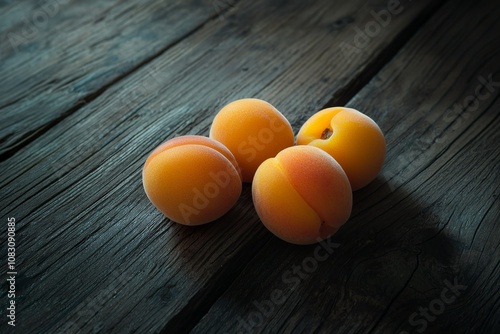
[1,0,499,333]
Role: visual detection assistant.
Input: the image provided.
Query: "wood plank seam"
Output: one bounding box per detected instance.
[0,0,243,162]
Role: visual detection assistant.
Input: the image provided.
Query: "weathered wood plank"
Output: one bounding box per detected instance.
[192,0,500,332]
[0,0,237,159]
[0,0,445,332]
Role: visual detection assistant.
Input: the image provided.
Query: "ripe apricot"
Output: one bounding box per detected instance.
[209,98,295,182]
[252,145,352,245]
[296,107,386,190]
[142,135,242,225]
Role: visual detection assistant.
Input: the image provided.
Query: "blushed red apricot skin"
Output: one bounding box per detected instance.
[143,135,242,225]
[209,98,295,182]
[296,107,386,190]
[252,145,352,245]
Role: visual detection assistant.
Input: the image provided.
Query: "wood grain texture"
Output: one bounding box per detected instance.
[4,0,492,333]
[193,0,500,332]
[0,0,236,159]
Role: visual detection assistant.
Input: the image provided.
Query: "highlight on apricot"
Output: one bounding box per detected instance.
[142,135,242,225]
[296,107,386,190]
[252,145,352,245]
[209,98,295,182]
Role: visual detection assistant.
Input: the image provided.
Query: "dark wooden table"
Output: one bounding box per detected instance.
[1,0,499,333]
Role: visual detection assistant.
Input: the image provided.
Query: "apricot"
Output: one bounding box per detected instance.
[209,98,295,182]
[252,145,352,245]
[296,107,386,190]
[142,135,242,225]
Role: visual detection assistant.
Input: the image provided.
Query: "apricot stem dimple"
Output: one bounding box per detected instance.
[321,127,333,140]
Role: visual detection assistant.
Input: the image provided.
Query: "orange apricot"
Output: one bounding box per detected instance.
[296,107,386,190]
[252,145,352,245]
[209,98,295,182]
[142,135,242,225]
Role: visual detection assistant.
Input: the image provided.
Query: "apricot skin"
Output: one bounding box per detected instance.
[252,145,352,245]
[209,98,295,182]
[142,135,242,225]
[296,107,386,190]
